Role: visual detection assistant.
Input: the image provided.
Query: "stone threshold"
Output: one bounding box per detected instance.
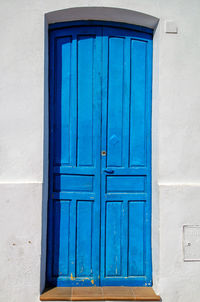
[40,287,160,301]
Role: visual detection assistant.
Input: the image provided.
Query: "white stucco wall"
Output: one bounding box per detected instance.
[0,1,200,301]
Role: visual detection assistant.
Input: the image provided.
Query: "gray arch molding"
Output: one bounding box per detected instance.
[45,7,159,30]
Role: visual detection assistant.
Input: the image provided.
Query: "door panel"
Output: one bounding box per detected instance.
[105,201,123,277]
[76,200,93,277]
[48,26,102,286]
[130,39,147,167]
[128,201,145,276]
[54,36,71,166]
[100,27,152,286]
[52,200,70,277]
[107,36,124,167]
[77,35,95,167]
[48,23,152,287]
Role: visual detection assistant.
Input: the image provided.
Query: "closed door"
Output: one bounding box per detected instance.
[47,22,152,287]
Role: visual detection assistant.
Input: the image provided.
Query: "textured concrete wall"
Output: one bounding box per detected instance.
[0,1,200,301]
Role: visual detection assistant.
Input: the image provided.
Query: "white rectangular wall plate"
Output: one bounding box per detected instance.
[183,225,200,261]
[165,20,178,33]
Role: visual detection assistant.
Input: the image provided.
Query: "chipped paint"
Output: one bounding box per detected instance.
[70,273,75,280]
[79,277,90,282]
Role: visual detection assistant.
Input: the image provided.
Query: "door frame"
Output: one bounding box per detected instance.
[46,20,153,287]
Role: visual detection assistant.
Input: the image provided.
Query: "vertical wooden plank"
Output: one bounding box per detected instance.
[130,40,147,167]
[91,30,102,285]
[105,202,122,276]
[122,38,131,169]
[77,35,94,167]
[128,201,145,276]
[54,37,71,166]
[121,199,128,277]
[70,33,78,167]
[68,199,76,280]
[100,30,109,284]
[76,201,93,277]
[53,200,70,277]
[107,37,124,167]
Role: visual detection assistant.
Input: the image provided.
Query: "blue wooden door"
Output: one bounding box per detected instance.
[47,26,102,287]
[47,22,152,287]
[100,26,152,286]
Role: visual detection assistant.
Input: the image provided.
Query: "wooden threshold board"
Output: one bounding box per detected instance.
[40,287,160,301]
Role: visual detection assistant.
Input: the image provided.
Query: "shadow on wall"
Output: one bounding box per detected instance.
[40,6,159,293]
[45,7,158,29]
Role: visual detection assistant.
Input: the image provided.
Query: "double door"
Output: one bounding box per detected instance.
[47,23,152,287]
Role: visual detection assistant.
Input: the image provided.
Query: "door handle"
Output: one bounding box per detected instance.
[104,169,114,174]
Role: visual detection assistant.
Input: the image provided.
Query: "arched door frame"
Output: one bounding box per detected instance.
[41,7,160,292]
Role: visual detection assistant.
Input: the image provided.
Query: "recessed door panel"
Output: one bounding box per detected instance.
[53,200,70,277]
[105,201,122,277]
[54,37,72,166]
[77,35,95,167]
[107,37,124,167]
[130,39,147,167]
[76,201,93,277]
[128,201,145,276]
[48,23,152,287]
